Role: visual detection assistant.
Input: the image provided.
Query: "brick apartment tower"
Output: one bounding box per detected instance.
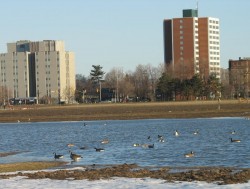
[163,9,220,80]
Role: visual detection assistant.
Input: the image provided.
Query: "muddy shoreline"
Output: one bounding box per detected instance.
[0,163,249,185]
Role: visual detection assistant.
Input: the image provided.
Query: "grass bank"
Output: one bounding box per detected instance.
[0,100,249,123]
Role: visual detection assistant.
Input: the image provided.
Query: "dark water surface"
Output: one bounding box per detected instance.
[0,118,249,168]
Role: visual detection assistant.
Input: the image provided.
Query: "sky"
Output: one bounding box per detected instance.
[0,0,250,76]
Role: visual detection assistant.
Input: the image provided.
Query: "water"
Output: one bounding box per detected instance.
[0,118,249,168]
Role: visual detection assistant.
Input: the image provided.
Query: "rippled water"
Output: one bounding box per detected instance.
[0,118,249,168]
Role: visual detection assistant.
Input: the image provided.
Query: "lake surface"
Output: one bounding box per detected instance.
[0,118,249,168]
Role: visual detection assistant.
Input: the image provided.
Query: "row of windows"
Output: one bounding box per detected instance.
[210,62,220,66]
[210,51,220,55]
[209,30,219,34]
[210,46,220,50]
[210,57,220,60]
[209,20,219,24]
[209,25,219,29]
[210,41,220,45]
[210,67,220,71]
[36,58,60,62]
[210,36,219,39]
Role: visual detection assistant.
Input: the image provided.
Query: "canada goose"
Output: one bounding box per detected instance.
[148,144,154,148]
[94,147,105,152]
[67,143,75,147]
[79,146,88,150]
[184,151,195,158]
[133,143,141,147]
[158,138,165,143]
[193,130,199,135]
[231,131,236,135]
[174,130,179,136]
[69,151,82,161]
[53,152,64,159]
[230,138,241,143]
[101,139,109,144]
[142,144,154,148]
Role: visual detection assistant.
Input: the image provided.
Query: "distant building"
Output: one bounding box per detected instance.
[163,9,220,80]
[229,58,250,98]
[0,40,75,104]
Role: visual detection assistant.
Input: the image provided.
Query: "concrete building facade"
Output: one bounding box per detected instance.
[0,40,75,104]
[163,9,220,80]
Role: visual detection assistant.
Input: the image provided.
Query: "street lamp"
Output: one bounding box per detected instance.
[99,80,104,102]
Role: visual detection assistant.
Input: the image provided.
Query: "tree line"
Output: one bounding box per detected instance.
[75,64,222,103]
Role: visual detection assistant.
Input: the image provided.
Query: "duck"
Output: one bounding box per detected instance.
[101,139,109,144]
[174,130,179,136]
[69,151,83,161]
[184,151,195,158]
[230,138,241,143]
[94,147,105,152]
[53,152,64,159]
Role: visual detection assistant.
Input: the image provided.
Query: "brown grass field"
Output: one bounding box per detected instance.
[0,99,249,123]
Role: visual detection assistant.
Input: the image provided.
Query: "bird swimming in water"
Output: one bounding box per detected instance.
[53,152,64,159]
[184,151,195,158]
[174,130,179,136]
[230,138,241,143]
[94,147,105,152]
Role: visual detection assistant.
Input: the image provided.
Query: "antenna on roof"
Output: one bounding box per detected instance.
[196,0,199,16]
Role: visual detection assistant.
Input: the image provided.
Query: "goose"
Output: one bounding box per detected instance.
[94,147,105,152]
[133,143,141,147]
[193,130,199,135]
[231,131,236,135]
[53,152,64,159]
[69,151,82,161]
[67,143,75,147]
[148,144,154,148]
[174,130,179,136]
[184,151,195,158]
[142,144,154,148]
[158,138,165,143]
[230,138,241,143]
[101,139,109,144]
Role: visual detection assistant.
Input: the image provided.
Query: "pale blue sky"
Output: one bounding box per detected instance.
[0,0,249,76]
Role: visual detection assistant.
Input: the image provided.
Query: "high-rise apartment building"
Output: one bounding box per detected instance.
[163,9,220,80]
[0,40,75,104]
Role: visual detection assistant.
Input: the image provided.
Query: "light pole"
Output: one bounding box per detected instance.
[99,80,104,102]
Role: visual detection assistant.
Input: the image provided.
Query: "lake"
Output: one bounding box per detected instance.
[0,118,249,168]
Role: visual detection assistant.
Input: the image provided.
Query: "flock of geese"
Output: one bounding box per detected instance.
[53,127,241,162]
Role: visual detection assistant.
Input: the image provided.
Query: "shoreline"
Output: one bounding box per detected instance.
[0,163,249,185]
